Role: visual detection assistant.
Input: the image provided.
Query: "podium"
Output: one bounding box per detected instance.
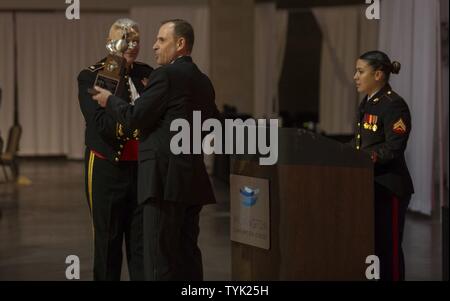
[230,128,374,280]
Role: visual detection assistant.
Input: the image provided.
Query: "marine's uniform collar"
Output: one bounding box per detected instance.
[367,83,394,105]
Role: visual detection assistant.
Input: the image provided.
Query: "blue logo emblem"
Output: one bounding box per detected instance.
[240,186,260,207]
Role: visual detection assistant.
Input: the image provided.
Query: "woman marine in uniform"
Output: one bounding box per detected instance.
[353,51,414,281]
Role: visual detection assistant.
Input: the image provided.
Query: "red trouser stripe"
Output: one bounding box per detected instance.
[392,196,400,281]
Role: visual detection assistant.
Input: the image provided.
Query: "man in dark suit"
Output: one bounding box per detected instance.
[92,19,219,280]
[78,18,153,281]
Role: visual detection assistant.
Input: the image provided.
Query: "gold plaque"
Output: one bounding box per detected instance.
[93,55,126,95]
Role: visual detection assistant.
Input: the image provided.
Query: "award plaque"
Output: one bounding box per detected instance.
[93,54,126,95]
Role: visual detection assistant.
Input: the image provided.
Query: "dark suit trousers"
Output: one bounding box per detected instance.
[143,199,203,281]
[84,149,144,281]
[374,184,410,281]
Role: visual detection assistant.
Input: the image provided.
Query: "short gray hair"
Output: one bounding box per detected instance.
[109,18,139,35]
[112,18,139,30]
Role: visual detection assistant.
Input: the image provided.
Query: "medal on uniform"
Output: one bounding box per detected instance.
[363,114,370,130]
[368,114,373,130]
[372,115,378,132]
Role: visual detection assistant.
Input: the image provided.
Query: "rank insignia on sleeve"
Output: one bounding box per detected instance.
[393,118,407,134]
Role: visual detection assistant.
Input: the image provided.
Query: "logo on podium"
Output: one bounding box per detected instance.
[231,175,270,250]
[240,186,260,208]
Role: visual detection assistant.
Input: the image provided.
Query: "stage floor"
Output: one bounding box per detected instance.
[0,159,442,281]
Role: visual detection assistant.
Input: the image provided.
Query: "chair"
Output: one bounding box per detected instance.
[0,134,3,158]
[0,125,22,182]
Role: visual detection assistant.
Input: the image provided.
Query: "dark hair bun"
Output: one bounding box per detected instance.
[391,61,401,74]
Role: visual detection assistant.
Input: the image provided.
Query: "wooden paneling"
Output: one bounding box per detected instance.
[231,160,374,280]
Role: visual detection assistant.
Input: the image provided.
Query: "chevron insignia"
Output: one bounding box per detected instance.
[393,118,407,134]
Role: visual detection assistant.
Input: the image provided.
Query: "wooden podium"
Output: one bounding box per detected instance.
[230,128,374,280]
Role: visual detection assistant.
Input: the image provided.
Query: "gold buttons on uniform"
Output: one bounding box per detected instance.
[357,134,361,139]
[117,151,122,156]
[356,146,360,150]
[119,144,124,149]
[387,91,392,95]
[115,157,119,162]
